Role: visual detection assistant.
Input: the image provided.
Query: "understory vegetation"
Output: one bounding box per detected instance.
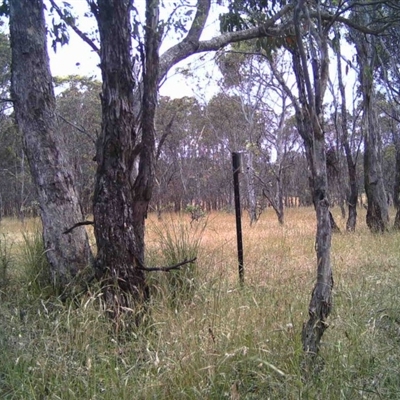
[1,208,400,399]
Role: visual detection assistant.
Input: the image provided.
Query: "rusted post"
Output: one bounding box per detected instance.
[232,152,244,285]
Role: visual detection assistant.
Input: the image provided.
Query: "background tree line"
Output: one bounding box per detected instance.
[0,59,398,226]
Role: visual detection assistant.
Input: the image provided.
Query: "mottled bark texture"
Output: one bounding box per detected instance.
[10,0,92,290]
[270,19,334,358]
[91,0,159,319]
[351,17,388,233]
[290,0,333,362]
[302,136,333,356]
[296,112,333,357]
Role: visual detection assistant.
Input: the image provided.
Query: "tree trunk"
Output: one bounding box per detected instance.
[245,151,258,225]
[10,0,92,290]
[301,133,333,357]
[346,160,358,232]
[362,95,389,233]
[288,4,333,362]
[393,124,400,229]
[352,20,388,232]
[276,177,284,225]
[270,21,333,358]
[91,0,159,319]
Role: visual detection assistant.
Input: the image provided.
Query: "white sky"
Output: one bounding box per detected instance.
[47,0,223,100]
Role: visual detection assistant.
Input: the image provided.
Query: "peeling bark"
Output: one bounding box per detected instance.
[268,22,334,358]
[289,0,333,363]
[350,12,389,233]
[10,0,92,290]
[91,0,160,319]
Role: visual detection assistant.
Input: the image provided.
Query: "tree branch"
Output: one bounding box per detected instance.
[49,0,100,55]
[57,113,97,143]
[63,220,94,234]
[159,3,294,81]
[138,257,197,272]
[314,11,395,35]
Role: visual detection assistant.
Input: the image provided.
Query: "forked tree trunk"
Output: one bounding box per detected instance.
[91,0,159,319]
[10,0,92,290]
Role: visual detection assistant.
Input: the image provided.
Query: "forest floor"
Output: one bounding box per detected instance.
[1,207,400,399]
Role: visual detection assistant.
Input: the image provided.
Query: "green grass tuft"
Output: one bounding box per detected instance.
[147,214,206,307]
[20,229,54,297]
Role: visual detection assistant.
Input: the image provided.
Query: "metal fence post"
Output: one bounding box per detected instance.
[232,152,244,286]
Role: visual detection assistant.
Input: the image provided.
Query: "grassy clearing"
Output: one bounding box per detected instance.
[1,208,400,399]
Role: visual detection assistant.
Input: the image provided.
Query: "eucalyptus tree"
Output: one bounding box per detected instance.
[10,0,93,289]
[10,0,298,313]
[370,11,400,229]
[347,4,390,232]
[217,48,301,225]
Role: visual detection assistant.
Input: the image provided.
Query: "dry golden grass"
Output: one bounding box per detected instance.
[1,207,400,399]
[0,216,41,242]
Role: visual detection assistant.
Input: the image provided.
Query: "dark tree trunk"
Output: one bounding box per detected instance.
[352,19,388,233]
[363,99,389,233]
[91,0,159,319]
[289,3,333,363]
[300,129,333,358]
[346,159,358,232]
[270,19,334,359]
[10,0,92,290]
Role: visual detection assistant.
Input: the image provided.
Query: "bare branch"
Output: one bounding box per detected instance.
[156,112,176,160]
[138,257,197,272]
[314,11,395,35]
[49,0,100,55]
[159,3,294,81]
[57,113,97,143]
[63,220,94,234]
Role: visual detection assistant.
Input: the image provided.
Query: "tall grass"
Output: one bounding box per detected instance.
[1,209,400,398]
[0,233,13,291]
[20,229,54,296]
[147,214,207,306]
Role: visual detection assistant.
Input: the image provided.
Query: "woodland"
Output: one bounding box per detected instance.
[1,0,400,395]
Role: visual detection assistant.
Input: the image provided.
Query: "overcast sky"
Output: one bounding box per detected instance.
[47,0,224,100]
